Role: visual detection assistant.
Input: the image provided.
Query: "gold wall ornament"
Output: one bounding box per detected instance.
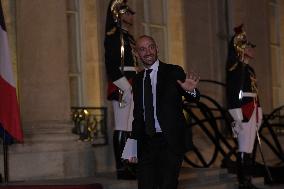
[71,107,108,145]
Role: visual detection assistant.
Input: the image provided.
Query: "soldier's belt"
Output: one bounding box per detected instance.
[242,92,257,97]
[120,66,136,72]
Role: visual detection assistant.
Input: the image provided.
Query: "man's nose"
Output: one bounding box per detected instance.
[145,48,151,55]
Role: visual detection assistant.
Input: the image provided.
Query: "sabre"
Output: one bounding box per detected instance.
[254,122,273,182]
[118,29,126,108]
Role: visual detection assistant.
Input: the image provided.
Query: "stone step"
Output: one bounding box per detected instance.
[92,173,137,189]
[95,167,279,189]
[178,167,265,189]
[6,167,283,189]
[179,167,235,184]
[180,177,266,189]
[93,167,241,189]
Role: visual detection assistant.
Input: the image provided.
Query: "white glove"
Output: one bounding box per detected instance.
[231,120,242,138]
[121,87,132,107]
[113,77,132,107]
[228,108,243,138]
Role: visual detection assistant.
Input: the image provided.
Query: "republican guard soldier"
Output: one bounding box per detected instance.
[226,24,262,189]
[104,0,137,179]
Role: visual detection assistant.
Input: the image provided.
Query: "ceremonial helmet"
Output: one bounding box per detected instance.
[226,24,256,71]
[105,0,135,34]
[111,0,135,23]
[232,24,255,59]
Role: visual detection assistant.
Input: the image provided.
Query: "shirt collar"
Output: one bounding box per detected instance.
[146,59,159,72]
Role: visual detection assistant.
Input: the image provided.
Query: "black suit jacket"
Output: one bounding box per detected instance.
[132,61,200,155]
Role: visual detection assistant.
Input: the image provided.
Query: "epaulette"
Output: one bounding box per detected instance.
[106,27,117,36]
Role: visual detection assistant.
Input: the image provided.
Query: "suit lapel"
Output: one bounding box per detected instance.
[157,62,167,103]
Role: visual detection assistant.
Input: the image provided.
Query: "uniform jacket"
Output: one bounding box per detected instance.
[131,62,200,155]
[104,27,136,100]
[226,61,260,122]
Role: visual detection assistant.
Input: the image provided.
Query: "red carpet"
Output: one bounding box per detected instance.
[0,184,103,189]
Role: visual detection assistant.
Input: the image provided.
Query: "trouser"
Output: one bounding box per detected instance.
[137,133,183,189]
[112,100,136,179]
[112,99,134,131]
[113,130,136,179]
[236,107,262,189]
[237,152,258,189]
[238,107,262,153]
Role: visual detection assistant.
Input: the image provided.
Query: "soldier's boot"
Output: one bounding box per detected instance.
[113,130,136,180]
[237,152,259,189]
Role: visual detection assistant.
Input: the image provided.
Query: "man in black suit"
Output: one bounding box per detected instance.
[127,35,200,189]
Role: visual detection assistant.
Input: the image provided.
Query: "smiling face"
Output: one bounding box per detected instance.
[136,36,158,68]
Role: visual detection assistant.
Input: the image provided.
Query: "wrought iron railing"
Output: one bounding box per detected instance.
[183,80,284,171]
[71,107,108,146]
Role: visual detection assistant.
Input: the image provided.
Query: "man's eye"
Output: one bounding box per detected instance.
[149,45,155,50]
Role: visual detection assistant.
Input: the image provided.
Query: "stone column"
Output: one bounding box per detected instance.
[4,0,95,181]
[17,0,70,130]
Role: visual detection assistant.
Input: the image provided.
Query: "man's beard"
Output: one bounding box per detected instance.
[143,55,156,65]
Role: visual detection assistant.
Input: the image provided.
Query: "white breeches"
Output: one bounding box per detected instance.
[112,96,134,131]
[238,107,263,153]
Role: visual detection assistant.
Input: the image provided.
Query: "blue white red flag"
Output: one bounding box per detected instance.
[0,1,23,144]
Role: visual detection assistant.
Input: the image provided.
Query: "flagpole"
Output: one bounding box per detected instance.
[3,142,8,183]
[2,131,9,184]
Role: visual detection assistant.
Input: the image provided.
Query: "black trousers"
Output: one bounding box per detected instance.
[113,130,136,179]
[137,133,183,189]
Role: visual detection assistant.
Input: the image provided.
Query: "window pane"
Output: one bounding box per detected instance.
[149,27,166,62]
[270,46,280,87]
[67,14,79,73]
[148,0,165,25]
[269,5,279,44]
[66,0,78,11]
[66,0,82,106]
[69,76,80,106]
[138,0,145,22]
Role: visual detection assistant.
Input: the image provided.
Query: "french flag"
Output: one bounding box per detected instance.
[0,1,23,144]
